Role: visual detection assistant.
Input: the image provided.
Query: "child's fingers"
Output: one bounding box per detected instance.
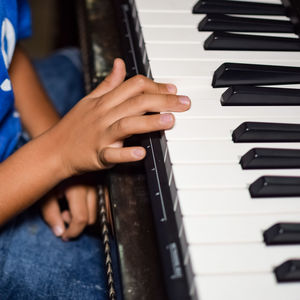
[108,94,190,121]
[62,210,72,224]
[99,146,146,167]
[102,75,177,110]
[62,186,89,240]
[106,113,174,143]
[86,187,97,225]
[41,195,65,237]
[88,58,126,98]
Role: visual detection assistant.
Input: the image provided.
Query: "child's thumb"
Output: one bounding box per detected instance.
[88,58,126,98]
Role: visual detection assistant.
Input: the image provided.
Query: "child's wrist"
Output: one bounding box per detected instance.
[44,126,77,179]
[32,129,73,181]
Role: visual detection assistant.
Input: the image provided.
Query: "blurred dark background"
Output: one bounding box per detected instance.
[22,0,78,58]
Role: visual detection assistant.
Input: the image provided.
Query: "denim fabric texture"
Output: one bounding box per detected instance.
[0,49,121,299]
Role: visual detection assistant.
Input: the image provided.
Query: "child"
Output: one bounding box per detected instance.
[0,0,190,298]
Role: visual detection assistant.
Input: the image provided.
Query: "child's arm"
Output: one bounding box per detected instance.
[9,45,98,239]
[0,56,190,229]
[9,45,60,137]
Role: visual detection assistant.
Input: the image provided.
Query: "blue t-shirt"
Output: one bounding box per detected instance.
[0,0,31,162]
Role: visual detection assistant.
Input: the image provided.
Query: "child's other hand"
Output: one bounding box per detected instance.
[41,184,97,240]
[49,58,190,177]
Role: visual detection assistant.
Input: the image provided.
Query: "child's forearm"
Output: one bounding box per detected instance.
[0,130,67,225]
[9,45,60,138]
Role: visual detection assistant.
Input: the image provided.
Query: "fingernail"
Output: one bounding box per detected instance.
[160,113,173,124]
[53,226,64,237]
[133,148,145,158]
[179,96,190,106]
[62,237,69,242]
[166,84,177,94]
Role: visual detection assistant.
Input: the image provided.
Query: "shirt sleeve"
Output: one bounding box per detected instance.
[17,0,32,39]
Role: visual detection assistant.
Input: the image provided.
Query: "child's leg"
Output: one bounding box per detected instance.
[0,205,108,299]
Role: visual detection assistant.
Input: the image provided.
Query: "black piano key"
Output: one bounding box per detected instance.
[212,63,300,88]
[198,14,294,33]
[221,86,300,106]
[193,0,286,15]
[264,223,300,245]
[232,122,300,143]
[274,260,300,282]
[240,148,300,169]
[249,176,300,198]
[204,32,300,51]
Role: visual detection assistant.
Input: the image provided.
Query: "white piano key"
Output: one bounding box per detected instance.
[138,12,200,28]
[195,274,300,300]
[151,66,300,89]
[154,76,300,89]
[150,60,300,79]
[155,77,300,89]
[145,43,300,61]
[189,243,300,274]
[172,164,300,189]
[138,12,290,28]
[183,214,300,244]
[167,140,300,164]
[142,27,209,44]
[154,76,211,88]
[174,100,300,119]
[135,0,195,13]
[178,189,300,216]
[135,0,282,13]
[165,117,300,141]
[176,87,226,100]
[142,27,298,44]
[175,85,300,101]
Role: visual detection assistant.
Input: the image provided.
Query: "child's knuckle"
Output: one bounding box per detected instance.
[75,214,88,226]
[133,74,147,87]
[116,118,128,134]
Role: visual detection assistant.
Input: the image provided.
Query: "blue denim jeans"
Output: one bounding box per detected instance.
[0,49,120,299]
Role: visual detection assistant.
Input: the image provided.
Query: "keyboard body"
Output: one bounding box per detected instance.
[115,0,300,299]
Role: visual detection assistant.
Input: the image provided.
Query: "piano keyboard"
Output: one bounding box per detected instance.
[123,0,300,299]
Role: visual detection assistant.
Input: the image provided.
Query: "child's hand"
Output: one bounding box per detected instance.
[48,58,191,177]
[41,184,97,240]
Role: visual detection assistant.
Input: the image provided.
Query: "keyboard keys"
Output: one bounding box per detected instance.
[136,0,285,14]
[179,189,300,216]
[264,223,300,245]
[193,0,286,15]
[196,274,300,300]
[183,215,300,244]
[136,1,300,299]
[166,118,300,141]
[142,27,298,44]
[146,43,300,62]
[213,63,300,87]
[199,15,294,33]
[172,165,300,188]
[232,122,300,143]
[221,86,300,106]
[249,176,300,198]
[240,148,300,169]
[135,0,196,13]
[189,243,300,274]
[205,32,300,51]
[167,140,300,164]
[138,11,290,29]
[178,100,300,119]
[274,260,300,282]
